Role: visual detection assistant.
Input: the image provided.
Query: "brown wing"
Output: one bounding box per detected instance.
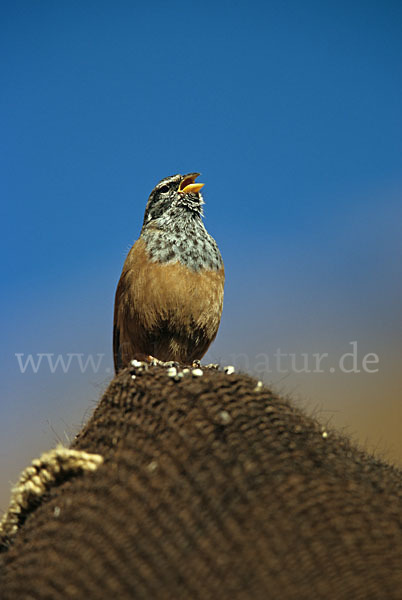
[113,275,124,374]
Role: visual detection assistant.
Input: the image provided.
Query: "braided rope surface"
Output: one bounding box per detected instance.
[1,365,402,599]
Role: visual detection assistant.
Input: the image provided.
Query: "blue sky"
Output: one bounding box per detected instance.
[1,1,402,506]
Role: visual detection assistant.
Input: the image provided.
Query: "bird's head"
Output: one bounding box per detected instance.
[142,173,205,227]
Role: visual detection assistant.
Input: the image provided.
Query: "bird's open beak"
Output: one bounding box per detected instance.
[178,173,204,194]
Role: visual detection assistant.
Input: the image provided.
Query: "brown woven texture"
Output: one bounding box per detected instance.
[1,366,402,599]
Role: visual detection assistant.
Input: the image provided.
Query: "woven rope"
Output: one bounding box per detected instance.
[1,364,402,599]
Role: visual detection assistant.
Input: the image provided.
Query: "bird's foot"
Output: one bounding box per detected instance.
[146,356,180,368]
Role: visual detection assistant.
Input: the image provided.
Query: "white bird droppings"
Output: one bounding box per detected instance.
[166,366,178,377]
[130,359,144,368]
[224,365,235,375]
[219,410,232,424]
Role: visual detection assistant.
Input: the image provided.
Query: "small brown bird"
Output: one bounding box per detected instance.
[113,173,224,372]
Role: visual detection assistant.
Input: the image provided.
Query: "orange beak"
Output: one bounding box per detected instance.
[178,173,204,194]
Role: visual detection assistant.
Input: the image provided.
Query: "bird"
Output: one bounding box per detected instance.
[113,173,224,373]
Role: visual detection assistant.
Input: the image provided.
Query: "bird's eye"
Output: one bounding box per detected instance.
[159,185,169,193]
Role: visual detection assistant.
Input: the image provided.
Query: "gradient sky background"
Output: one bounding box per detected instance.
[1,0,402,508]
